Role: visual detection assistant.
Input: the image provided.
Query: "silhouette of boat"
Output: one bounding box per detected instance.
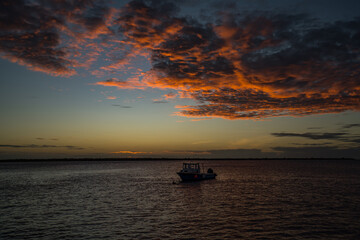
[177,163,217,181]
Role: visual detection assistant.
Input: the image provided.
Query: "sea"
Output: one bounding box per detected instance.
[1,160,359,239]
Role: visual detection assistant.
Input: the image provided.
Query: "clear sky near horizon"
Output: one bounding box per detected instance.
[0,0,359,159]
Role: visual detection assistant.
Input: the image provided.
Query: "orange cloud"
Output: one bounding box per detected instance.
[164,92,177,99]
[98,2,359,119]
[111,150,150,154]
[96,76,149,90]
[2,0,359,119]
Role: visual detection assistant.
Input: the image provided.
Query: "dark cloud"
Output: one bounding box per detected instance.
[36,137,59,141]
[271,131,360,146]
[342,123,360,129]
[63,145,85,150]
[116,0,180,48]
[102,0,360,119]
[0,0,71,75]
[0,0,111,76]
[112,104,132,108]
[0,144,84,150]
[271,132,347,140]
[76,2,110,32]
[345,138,360,144]
[240,16,360,93]
[153,100,168,103]
[292,143,332,146]
[272,146,360,158]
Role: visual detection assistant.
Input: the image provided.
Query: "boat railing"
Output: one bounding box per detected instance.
[181,163,201,173]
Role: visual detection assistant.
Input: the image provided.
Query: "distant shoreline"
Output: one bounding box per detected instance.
[0,157,357,162]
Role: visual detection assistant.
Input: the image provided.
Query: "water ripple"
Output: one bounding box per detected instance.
[1,160,360,239]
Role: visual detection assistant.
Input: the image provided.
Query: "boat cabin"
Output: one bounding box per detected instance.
[180,163,201,173]
[177,162,217,181]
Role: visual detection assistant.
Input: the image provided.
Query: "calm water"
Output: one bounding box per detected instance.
[1,160,360,239]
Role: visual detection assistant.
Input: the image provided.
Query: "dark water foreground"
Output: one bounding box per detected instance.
[1,160,359,239]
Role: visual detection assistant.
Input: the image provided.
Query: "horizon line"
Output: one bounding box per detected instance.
[0,157,357,162]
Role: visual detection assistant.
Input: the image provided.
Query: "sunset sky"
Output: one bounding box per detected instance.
[0,0,359,159]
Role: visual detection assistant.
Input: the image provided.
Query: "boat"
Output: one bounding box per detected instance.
[177,162,217,181]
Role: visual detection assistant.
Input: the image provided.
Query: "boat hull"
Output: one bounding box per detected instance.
[177,172,217,181]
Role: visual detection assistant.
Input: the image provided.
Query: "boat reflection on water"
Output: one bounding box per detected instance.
[177,163,217,182]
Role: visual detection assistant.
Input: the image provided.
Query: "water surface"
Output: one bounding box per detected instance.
[1,160,359,239]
